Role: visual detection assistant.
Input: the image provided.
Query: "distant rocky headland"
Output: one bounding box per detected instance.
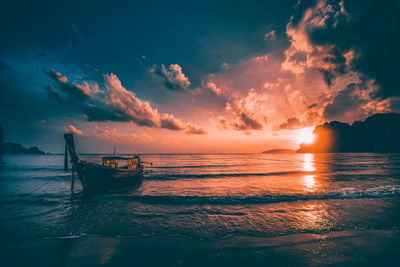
[298,113,400,153]
[262,149,296,154]
[0,125,45,155]
[3,142,45,155]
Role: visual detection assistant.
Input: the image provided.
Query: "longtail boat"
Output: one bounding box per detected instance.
[64,133,148,189]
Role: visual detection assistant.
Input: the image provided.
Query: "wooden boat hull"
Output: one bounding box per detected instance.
[75,160,143,188]
[64,133,145,189]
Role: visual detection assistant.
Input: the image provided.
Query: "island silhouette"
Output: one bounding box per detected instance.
[298,113,400,153]
[0,125,45,155]
[262,149,296,154]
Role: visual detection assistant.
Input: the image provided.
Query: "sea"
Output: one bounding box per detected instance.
[1,153,400,266]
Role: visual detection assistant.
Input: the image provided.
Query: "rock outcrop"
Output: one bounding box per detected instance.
[298,113,400,153]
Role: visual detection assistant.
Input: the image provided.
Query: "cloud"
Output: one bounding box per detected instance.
[64,125,84,136]
[323,83,365,120]
[83,73,189,130]
[93,126,153,144]
[232,112,263,131]
[211,116,229,130]
[160,114,185,130]
[264,30,276,40]
[197,79,267,132]
[321,82,390,121]
[185,124,207,135]
[40,0,399,141]
[46,69,203,132]
[151,64,191,90]
[81,104,128,122]
[189,0,395,132]
[202,81,223,96]
[285,0,400,98]
[44,68,98,102]
[198,51,332,131]
[224,88,267,131]
[101,73,160,127]
[282,0,350,84]
[279,117,302,130]
[279,111,319,130]
[46,68,68,83]
[44,85,65,104]
[75,81,100,95]
[308,103,318,109]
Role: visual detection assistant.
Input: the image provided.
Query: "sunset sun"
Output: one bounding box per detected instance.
[297,127,315,145]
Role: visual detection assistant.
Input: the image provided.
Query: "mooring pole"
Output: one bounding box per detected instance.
[64,142,69,171]
[71,165,75,191]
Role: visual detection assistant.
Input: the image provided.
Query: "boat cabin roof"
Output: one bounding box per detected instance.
[102,156,138,160]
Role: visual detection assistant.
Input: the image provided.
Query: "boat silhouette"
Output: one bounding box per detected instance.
[64,133,148,189]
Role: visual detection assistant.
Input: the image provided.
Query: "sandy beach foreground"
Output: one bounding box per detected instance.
[2,229,400,266]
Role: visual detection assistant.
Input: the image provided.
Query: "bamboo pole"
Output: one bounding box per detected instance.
[64,142,68,171]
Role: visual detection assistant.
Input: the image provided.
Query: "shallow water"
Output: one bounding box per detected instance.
[1,153,400,242]
[1,153,400,265]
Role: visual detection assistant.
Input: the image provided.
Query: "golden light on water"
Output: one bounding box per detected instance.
[302,153,317,192]
[298,203,330,231]
[303,175,317,191]
[302,153,315,172]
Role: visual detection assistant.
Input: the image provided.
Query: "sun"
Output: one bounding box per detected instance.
[297,127,315,145]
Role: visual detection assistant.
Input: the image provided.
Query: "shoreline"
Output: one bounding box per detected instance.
[3,229,400,266]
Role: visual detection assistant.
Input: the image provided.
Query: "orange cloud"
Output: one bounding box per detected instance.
[185,124,207,135]
[151,64,191,90]
[93,125,153,144]
[44,69,97,101]
[64,125,84,136]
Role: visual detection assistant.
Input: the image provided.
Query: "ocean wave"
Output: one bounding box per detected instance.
[2,185,399,206]
[112,185,400,205]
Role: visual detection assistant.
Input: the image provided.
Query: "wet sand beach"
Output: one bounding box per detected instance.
[3,230,400,266]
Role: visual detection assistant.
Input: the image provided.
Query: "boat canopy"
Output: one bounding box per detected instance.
[102,156,140,169]
[102,156,138,160]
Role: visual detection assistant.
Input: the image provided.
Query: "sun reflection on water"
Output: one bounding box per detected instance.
[302,154,317,192]
[303,175,317,191]
[303,153,315,172]
[298,203,332,231]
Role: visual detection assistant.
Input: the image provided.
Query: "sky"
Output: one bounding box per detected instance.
[0,0,399,153]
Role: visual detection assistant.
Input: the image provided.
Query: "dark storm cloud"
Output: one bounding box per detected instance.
[319,48,347,86]
[44,85,66,104]
[232,112,263,131]
[44,69,91,102]
[81,105,130,122]
[323,83,366,120]
[279,117,302,130]
[308,103,318,109]
[278,111,319,130]
[290,0,318,27]
[295,0,400,97]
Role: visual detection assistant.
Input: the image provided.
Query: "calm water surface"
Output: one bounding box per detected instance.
[1,153,400,243]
